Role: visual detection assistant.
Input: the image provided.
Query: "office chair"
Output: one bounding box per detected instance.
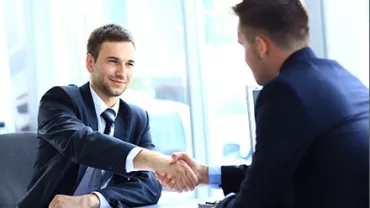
[0,132,37,208]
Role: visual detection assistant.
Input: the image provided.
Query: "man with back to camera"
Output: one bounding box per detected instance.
[157,0,369,207]
[17,24,198,208]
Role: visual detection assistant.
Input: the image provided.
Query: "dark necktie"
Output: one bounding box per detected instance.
[101,108,116,135]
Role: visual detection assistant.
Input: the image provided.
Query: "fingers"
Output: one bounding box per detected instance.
[179,160,198,190]
[158,152,199,193]
[155,171,176,190]
[159,164,188,192]
[170,161,197,192]
[173,173,187,192]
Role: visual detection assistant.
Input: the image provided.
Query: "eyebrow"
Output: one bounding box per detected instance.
[106,56,135,64]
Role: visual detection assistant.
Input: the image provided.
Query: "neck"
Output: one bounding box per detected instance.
[272,42,309,74]
[90,84,118,108]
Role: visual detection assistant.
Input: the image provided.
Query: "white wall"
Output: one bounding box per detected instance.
[323,0,369,87]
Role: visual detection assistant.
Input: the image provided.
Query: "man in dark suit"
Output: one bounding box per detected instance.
[157,0,369,207]
[17,24,197,208]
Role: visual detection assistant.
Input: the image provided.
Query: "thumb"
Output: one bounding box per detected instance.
[171,152,192,164]
[169,152,181,164]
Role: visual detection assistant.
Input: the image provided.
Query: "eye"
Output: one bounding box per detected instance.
[126,62,134,67]
[108,59,119,64]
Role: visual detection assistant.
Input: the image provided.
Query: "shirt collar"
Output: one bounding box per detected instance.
[89,85,119,118]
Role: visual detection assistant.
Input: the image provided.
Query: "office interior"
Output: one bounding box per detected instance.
[0,0,369,203]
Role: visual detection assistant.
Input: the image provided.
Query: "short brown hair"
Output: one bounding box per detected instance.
[87,24,135,60]
[232,0,309,49]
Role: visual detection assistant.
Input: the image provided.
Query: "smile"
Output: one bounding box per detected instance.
[110,79,126,84]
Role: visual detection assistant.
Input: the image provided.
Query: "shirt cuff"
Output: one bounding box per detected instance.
[208,166,222,189]
[126,147,144,173]
[93,192,111,208]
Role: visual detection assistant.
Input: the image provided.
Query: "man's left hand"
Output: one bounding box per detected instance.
[48,194,100,208]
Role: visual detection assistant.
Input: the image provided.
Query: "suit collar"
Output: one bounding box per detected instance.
[80,82,131,136]
[280,47,316,71]
[113,100,131,139]
[89,84,119,119]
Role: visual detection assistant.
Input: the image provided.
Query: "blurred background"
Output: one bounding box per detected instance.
[0,0,368,201]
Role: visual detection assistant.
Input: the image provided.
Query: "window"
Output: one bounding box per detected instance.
[323,0,369,87]
[201,0,256,166]
[199,0,257,197]
[1,0,33,132]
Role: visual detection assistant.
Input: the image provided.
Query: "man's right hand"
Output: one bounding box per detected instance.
[133,149,199,192]
[155,152,210,191]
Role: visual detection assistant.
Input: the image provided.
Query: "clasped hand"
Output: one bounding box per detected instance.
[155,152,208,193]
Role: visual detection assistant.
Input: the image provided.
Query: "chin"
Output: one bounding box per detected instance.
[111,89,126,97]
[254,76,266,86]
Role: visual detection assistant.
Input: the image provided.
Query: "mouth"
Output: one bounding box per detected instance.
[110,78,126,85]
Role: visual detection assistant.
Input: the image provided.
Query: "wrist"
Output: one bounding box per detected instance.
[133,149,168,171]
[198,164,210,185]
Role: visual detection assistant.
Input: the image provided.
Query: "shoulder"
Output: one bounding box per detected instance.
[118,100,148,121]
[255,78,310,127]
[257,78,300,108]
[39,85,81,112]
[42,84,80,100]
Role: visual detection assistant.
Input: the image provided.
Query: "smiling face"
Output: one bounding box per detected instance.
[87,41,136,99]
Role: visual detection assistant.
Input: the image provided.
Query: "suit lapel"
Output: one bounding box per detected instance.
[114,100,131,141]
[80,83,99,130]
[75,82,99,184]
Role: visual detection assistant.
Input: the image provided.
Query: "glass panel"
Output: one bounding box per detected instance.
[323,0,369,87]
[202,0,256,166]
[1,0,33,132]
[201,0,257,197]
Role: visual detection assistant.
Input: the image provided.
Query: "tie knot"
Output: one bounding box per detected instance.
[101,109,116,125]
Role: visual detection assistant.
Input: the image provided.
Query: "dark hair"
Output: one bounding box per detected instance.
[232,0,309,49]
[87,24,135,60]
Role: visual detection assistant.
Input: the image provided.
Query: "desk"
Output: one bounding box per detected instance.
[136,198,214,208]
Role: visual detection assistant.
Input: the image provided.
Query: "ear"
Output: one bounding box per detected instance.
[86,53,95,73]
[255,36,269,58]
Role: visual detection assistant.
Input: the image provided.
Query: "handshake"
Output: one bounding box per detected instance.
[133,150,209,193]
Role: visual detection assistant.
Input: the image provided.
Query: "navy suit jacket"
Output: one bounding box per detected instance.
[17,83,162,208]
[218,48,369,208]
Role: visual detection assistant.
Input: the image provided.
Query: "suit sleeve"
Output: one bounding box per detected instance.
[220,165,249,195]
[217,80,314,208]
[97,111,162,208]
[38,86,136,175]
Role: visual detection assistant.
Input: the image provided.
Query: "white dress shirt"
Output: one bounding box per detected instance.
[73,85,142,208]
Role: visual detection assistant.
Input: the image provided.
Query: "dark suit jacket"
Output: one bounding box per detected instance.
[17,83,162,208]
[217,48,369,208]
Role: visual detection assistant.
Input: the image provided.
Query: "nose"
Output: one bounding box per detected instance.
[116,64,128,79]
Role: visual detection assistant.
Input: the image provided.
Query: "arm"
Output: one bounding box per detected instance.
[96,110,162,207]
[218,81,313,208]
[207,165,249,192]
[220,165,249,195]
[38,86,135,175]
